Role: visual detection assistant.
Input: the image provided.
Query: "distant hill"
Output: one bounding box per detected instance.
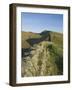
[21,30,63,49]
[40,30,63,47]
[21,31,41,48]
[21,31,41,41]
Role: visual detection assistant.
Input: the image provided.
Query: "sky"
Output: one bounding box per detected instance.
[21,12,63,33]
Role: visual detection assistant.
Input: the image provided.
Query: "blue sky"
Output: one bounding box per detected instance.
[21,12,63,33]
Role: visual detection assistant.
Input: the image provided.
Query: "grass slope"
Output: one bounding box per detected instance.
[21,30,63,77]
[21,31,41,48]
[21,30,63,48]
[22,41,63,77]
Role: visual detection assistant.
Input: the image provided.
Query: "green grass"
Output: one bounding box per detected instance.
[50,32,63,47]
[21,31,42,48]
[21,31,63,48]
[22,41,63,77]
[21,31,41,40]
[21,30,63,77]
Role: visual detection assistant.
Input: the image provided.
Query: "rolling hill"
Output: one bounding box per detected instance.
[21,31,42,48]
[21,30,63,49]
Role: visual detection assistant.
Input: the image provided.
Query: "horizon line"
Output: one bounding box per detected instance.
[21,30,63,34]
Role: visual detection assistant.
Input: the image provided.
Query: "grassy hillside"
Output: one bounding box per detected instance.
[40,30,63,47]
[21,31,41,48]
[50,32,63,47]
[22,41,63,77]
[21,30,63,48]
[21,30,63,77]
